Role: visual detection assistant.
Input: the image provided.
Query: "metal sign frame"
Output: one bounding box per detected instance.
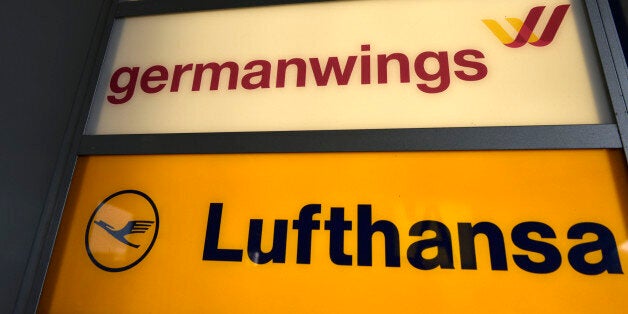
[15,0,628,312]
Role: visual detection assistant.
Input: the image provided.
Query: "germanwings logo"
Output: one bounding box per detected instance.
[483,4,570,48]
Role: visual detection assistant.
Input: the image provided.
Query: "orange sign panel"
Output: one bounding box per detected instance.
[41,150,628,313]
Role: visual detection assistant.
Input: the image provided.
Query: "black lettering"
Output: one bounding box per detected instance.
[202,203,243,262]
[357,204,400,267]
[324,207,353,265]
[247,219,288,264]
[568,222,623,275]
[458,222,507,270]
[512,222,561,274]
[292,204,321,264]
[407,220,454,270]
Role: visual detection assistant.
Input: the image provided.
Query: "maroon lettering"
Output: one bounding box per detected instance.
[192,62,239,91]
[276,58,307,88]
[106,45,490,104]
[242,60,272,89]
[140,65,168,93]
[171,64,193,92]
[414,51,450,93]
[361,44,371,84]
[309,56,357,86]
[454,49,488,81]
[377,53,410,84]
[107,66,139,105]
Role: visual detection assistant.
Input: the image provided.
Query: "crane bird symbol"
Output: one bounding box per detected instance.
[94,220,154,248]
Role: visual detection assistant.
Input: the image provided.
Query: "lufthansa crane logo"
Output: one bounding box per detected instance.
[482,5,570,47]
[85,190,159,272]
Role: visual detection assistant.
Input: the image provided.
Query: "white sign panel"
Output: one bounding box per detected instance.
[86,0,611,135]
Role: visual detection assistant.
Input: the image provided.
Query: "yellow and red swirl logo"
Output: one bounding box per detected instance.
[483,5,570,47]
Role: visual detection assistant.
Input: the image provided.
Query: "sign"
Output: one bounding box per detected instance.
[86,0,611,134]
[41,150,628,312]
[85,190,159,272]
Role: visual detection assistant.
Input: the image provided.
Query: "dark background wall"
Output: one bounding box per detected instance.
[613,0,628,59]
[0,0,105,312]
[0,0,626,313]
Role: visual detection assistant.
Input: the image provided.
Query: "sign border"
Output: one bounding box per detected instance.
[17,0,628,312]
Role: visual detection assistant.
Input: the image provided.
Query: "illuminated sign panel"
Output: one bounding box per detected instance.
[41,150,628,312]
[41,0,628,312]
[86,0,611,134]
